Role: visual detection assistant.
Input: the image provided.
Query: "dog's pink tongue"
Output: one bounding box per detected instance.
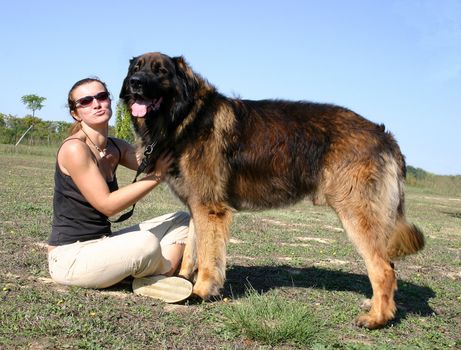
[131,100,150,117]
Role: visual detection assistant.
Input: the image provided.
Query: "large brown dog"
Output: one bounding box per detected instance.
[120,52,424,329]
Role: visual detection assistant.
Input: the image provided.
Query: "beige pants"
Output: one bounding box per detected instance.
[48,211,189,288]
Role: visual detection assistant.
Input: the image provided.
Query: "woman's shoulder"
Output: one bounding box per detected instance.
[56,136,95,175]
[60,136,87,153]
[58,137,93,162]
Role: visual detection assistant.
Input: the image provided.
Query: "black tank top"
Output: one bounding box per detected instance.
[48,138,121,246]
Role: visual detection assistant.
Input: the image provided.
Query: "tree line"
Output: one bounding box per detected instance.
[0,114,73,145]
[1,94,134,146]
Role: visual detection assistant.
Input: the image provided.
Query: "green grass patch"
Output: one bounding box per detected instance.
[220,285,327,346]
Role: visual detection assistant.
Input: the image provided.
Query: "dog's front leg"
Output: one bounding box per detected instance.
[190,202,232,299]
[178,219,197,281]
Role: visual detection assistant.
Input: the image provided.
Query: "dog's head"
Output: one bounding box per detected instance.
[120,52,176,118]
[120,52,207,171]
[120,52,199,122]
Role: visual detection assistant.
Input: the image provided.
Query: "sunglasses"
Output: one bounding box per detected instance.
[75,91,110,107]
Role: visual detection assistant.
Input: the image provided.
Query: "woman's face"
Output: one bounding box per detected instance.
[71,81,112,126]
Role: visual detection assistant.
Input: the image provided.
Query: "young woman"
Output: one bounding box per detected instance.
[47,77,192,303]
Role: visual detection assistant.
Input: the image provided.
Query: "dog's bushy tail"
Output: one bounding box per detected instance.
[387,219,425,260]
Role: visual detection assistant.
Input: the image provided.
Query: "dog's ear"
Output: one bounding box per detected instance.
[171,56,189,82]
[172,55,199,101]
[119,57,138,99]
[172,55,187,69]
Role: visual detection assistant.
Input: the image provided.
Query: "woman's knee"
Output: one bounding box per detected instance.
[132,231,162,257]
[162,212,190,246]
[131,231,172,276]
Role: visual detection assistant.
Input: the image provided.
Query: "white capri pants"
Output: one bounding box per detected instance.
[48,211,189,289]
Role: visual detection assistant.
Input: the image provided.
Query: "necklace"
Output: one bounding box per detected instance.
[81,128,107,158]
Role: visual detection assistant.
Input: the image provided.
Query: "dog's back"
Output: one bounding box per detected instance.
[221,99,403,212]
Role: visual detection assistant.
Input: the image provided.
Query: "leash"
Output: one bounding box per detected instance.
[108,140,158,223]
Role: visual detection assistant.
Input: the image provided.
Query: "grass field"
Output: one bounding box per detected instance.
[0,148,460,349]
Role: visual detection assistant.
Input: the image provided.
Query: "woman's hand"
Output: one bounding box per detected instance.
[145,151,174,182]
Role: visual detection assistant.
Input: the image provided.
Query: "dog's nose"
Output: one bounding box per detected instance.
[129,76,143,90]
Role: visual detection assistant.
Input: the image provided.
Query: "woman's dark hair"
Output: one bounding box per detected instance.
[67,77,110,135]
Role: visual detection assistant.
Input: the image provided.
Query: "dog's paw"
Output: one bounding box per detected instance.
[178,263,197,281]
[354,314,386,329]
[192,281,221,301]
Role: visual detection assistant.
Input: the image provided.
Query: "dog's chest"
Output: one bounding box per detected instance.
[165,174,189,204]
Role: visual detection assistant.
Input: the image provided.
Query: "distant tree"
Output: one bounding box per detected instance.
[407,165,428,180]
[0,113,74,145]
[21,94,46,118]
[114,100,134,143]
[0,113,7,143]
[53,121,73,139]
[17,95,46,145]
[108,124,117,138]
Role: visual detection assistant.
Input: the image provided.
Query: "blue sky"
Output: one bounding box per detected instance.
[1,0,460,175]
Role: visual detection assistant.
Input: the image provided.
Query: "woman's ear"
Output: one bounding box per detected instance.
[71,111,81,121]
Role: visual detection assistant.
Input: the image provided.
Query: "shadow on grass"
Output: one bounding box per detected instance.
[105,264,435,327]
[224,265,435,326]
[442,211,461,219]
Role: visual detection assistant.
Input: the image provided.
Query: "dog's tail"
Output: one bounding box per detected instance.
[387,218,425,260]
[384,153,425,260]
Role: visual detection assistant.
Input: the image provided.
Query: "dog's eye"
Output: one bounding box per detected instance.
[152,62,169,75]
[132,58,144,72]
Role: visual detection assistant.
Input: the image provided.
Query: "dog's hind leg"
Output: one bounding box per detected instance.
[328,157,403,328]
[188,202,232,299]
[336,201,398,329]
[179,219,198,281]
